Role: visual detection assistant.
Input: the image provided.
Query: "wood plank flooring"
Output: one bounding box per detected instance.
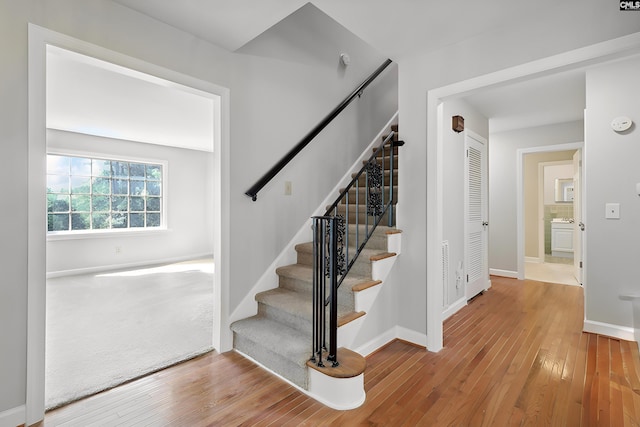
[38,276,640,426]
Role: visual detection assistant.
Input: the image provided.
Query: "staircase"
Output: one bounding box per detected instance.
[231,125,401,408]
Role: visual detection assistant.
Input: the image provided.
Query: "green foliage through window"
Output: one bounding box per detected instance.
[47,154,163,232]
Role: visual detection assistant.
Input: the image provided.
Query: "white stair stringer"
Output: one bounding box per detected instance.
[308,230,401,408]
[336,231,401,350]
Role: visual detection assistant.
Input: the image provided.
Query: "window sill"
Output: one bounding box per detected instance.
[47,227,170,241]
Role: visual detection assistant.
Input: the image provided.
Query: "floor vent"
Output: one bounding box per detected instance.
[442,240,449,306]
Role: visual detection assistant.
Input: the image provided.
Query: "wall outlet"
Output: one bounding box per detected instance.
[115,246,122,254]
[284,181,292,196]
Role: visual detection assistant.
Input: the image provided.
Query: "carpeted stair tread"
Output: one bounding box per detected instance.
[256,287,358,330]
[338,187,399,206]
[231,315,309,366]
[231,315,311,388]
[275,263,373,291]
[295,241,390,271]
[232,123,402,391]
[295,241,388,260]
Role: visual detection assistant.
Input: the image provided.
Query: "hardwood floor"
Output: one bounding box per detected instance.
[39,276,640,426]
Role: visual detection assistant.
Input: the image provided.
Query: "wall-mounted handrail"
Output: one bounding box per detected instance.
[245,58,393,201]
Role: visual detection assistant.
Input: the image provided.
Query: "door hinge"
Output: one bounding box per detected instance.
[466,274,469,282]
[580,261,583,268]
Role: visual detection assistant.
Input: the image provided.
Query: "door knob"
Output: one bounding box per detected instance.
[482,221,489,227]
[579,222,585,231]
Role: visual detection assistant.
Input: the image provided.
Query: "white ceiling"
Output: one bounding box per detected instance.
[113,0,559,60]
[46,45,216,152]
[463,69,586,134]
[48,0,592,146]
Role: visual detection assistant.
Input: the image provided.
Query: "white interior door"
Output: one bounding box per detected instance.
[573,149,583,284]
[465,131,489,300]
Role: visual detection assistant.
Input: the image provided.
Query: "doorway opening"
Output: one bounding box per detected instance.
[43,45,219,409]
[28,24,230,422]
[426,33,640,353]
[521,148,582,286]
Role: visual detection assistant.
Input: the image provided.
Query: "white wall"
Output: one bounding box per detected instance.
[584,55,640,332]
[442,100,488,306]
[397,4,639,337]
[46,129,214,275]
[226,5,397,310]
[0,0,397,416]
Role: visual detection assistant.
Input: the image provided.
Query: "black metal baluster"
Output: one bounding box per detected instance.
[327,217,339,367]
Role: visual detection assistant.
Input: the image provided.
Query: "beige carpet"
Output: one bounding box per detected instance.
[45,259,214,409]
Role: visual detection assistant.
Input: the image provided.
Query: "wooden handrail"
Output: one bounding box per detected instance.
[245,58,393,201]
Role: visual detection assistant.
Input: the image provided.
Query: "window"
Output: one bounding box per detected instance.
[47,154,164,233]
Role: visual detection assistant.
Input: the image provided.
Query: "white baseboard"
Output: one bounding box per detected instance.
[46,252,213,278]
[0,405,25,427]
[443,297,467,320]
[355,327,397,357]
[489,268,518,278]
[355,325,427,357]
[583,319,636,342]
[525,256,542,263]
[396,326,428,348]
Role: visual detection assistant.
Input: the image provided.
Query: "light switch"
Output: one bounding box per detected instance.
[605,203,620,219]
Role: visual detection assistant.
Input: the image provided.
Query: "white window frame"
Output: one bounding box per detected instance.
[46,148,169,241]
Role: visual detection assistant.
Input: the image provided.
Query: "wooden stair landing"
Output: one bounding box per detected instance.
[307,347,366,379]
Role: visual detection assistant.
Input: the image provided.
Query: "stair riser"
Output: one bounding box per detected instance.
[258,303,311,335]
[331,207,396,225]
[296,250,373,277]
[258,303,352,338]
[351,169,398,187]
[364,155,398,170]
[233,333,308,389]
[340,187,398,205]
[346,233,387,250]
[277,275,355,305]
[374,145,399,155]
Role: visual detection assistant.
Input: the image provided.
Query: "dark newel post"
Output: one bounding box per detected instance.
[389,132,395,227]
[328,217,339,367]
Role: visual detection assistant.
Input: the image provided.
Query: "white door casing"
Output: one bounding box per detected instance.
[573,149,583,284]
[464,131,489,300]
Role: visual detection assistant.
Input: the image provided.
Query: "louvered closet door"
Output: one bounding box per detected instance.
[465,132,489,300]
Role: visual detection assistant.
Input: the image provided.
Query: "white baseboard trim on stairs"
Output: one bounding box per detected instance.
[443,296,467,320]
[0,405,25,427]
[489,268,518,278]
[583,319,636,342]
[308,369,366,411]
[234,349,365,410]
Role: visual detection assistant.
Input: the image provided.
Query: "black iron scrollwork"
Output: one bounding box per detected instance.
[366,162,383,217]
[325,215,346,278]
